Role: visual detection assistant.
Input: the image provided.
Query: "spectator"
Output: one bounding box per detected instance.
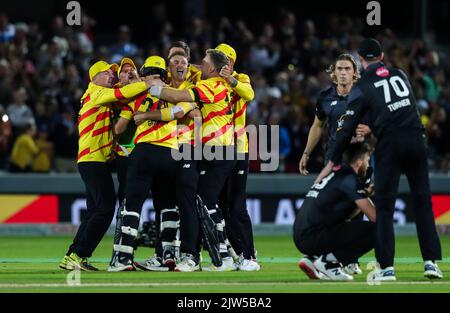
[268,111,291,172]
[6,87,35,130]
[0,103,12,169]
[0,13,15,43]
[51,108,77,173]
[9,123,38,172]
[109,25,139,63]
[31,124,53,173]
[0,58,12,103]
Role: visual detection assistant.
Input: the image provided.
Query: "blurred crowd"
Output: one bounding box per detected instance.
[0,9,449,174]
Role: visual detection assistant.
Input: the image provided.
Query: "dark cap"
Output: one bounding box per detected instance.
[358,38,383,59]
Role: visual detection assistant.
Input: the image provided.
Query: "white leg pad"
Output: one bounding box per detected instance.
[113,244,134,254]
[121,226,138,237]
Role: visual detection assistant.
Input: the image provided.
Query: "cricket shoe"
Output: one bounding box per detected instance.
[298,256,325,280]
[313,255,353,281]
[203,257,238,272]
[175,254,201,272]
[344,263,363,275]
[238,259,261,271]
[134,255,170,272]
[66,252,99,272]
[370,266,397,281]
[162,248,178,271]
[424,261,443,279]
[59,255,75,271]
[107,256,135,272]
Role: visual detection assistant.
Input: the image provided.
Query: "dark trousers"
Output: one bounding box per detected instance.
[374,129,442,268]
[294,220,376,266]
[219,153,256,259]
[115,155,129,205]
[198,147,237,211]
[122,143,177,257]
[197,146,237,256]
[177,144,202,255]
[68,162,116,258]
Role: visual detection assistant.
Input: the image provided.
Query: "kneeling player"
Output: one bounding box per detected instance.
[293,142,376,281]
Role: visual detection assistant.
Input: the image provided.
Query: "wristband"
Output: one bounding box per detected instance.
[149,85,163,98]
[170,106,183,119]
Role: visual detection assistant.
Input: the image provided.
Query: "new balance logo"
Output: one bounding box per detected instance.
[331,100,338,106]
[238,170,245,175]
[182,164,191,169]
[200,171,206,175]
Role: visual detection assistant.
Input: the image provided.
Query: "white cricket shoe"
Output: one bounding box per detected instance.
[203,257,237,272]
[313,255,353,281]
[424,261,443,279]
[370,266,397,281]
[298,256,325,280]
[175,254,201,272]
[238,259,261,271]
[107,257,135,272]
[344,263,363,275]
[134,255,169,272]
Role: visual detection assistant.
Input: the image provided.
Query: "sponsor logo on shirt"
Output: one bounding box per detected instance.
[376,67,390,77]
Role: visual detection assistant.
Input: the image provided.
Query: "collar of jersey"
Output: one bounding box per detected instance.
[366,61,385,72]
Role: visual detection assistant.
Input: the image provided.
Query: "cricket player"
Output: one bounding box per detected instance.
[112,58,140,205]
[215,43,260,271]
[299,53,371,275]
[147,49,237,271]
[294,142,376,281]
[131,52,201,271]
[59,60,153,271]
[299,53,370,173]
[108,56,195,272]
[168,41,202,84]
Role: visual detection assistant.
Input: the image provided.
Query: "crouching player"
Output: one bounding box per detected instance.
[293,142,376,281]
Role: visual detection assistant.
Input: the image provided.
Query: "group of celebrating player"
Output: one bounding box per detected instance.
[59,41,260,273]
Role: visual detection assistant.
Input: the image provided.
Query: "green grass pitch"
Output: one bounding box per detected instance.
[0,235,449,293]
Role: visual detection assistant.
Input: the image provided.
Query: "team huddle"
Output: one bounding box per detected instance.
[58,37,444,281]
[59,42,260,272]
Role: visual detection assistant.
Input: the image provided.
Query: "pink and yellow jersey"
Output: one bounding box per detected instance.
[188,77,234,146]
[229,71,254,154]
[173,80,197,145]
[77,81,148,163]
[121,92,178,150]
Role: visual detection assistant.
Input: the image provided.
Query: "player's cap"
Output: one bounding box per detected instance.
[141,56,166,72]
[89,61,118,81]
[140,56,168,80]
[118,57,136,75]
[358,38,383,59]
[215,43,236,62]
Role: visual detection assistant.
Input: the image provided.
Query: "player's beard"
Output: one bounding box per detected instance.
[358,165,367,177]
